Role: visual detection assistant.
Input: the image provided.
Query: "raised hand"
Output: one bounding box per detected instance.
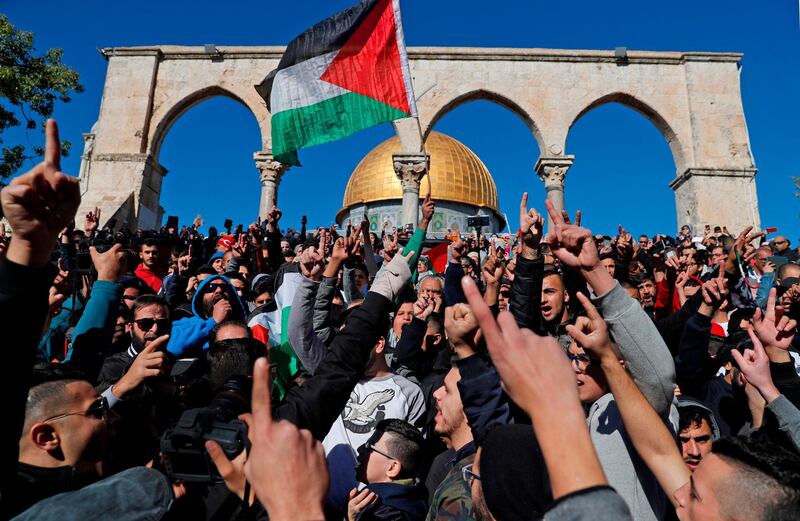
[519,192,543,257]
[111,335,170,398]
[565,293,616,364]
[48,265,72,316]
[382,230,399,262]
[753,288,797,354]
[347,488,378,521]
[231,234,248,258]
[449,238,467,263]
[616,225,633,260]
[545,200,615,293]
[461,274,579,417]
[299,232,327,281]
[731,330,781,403]
[244,358,328,521]
[420,193,435,229]
[266,205,282,233]
[90,243,127,282]
[1,119,81,267]
[413,295,435,320]
[481,242,504,286]
[84,207,101,236]
[444,303,479,359]
[207,413,255,503]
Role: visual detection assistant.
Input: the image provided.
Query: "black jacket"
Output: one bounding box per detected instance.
[509,256,544,333]
[274,291,394,441]
[0,259,54,518]
[358,481,428,521]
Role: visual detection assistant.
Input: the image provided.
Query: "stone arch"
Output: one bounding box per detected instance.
[567,92,687,174]
[148,85,267,162]
[421,89,545,154]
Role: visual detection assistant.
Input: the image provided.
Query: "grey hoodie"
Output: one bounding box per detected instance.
[589,281,679,521]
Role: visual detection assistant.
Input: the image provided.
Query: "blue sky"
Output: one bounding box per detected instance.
[4,0,800,238]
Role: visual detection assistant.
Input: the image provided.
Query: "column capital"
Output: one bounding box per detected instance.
[393,153,430,190]
[254,151,289,184]
[535,155,574,189]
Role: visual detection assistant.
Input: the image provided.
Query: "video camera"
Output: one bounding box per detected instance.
[467,215,491,229]
[161,375,251,483]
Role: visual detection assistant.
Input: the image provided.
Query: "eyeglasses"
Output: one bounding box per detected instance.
[207,282,227,292]
[363,441,398,462]
[567,351,592,369]
[134,318,171,331]
[462,463,481,484]
[43,397,109,423]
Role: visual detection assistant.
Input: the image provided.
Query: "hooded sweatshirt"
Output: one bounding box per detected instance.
[588,281,679,521]
[166,274,246,356]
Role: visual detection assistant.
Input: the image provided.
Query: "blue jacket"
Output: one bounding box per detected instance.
[66,280,121,380]
[38,294,84,362]
[166,274,246,356]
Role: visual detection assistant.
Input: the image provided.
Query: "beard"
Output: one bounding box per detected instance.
[131,330,158,353]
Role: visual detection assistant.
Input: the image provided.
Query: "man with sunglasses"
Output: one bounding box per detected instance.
[97,294,172,393]
[166,273,247,357]
[348,419,428,521]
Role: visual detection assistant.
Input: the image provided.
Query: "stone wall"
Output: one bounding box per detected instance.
[78,45,760,233]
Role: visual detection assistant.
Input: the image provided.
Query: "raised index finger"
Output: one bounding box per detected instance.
[462,276,504,352]
[251,357,273,433]
[575,292,603,322]
[520,192,528,214]
[44,119,61,172]
[545,199,563,226]
[765,288,777,323]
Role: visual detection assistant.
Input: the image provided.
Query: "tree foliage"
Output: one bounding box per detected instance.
[0,14,83,180]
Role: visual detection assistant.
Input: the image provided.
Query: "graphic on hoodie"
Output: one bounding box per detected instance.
[342,389,395,434]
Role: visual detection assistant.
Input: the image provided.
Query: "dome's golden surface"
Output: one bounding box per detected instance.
[342,131,499,211]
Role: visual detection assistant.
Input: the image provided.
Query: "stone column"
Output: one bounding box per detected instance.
[669,167,760,232]
[254,152,289,221]
[535,155,574,230]
[393,153,430,228]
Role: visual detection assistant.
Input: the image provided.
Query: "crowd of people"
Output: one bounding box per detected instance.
[1,120,799,521]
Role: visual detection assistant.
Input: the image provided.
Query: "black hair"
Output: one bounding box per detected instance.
[713,436,800,520]
[207,337,261,390]
[131,295,169,320]
[196,265,217,277]
[728,308,756,335]
[678,406,714,433]
[718,329,753,365]
[25,365,91,429]
[209,320,251,347]
[426,313,443,334]
[120,276,155,295]
[140,238,159,249]
[374,419,425,476]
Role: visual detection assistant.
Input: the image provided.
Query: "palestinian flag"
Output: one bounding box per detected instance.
[256,0,417,166]
[249,272,303,400]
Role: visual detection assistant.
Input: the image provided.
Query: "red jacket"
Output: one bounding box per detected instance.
[134,264,164,293]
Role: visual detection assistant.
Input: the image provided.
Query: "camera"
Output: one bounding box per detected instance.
[161,375,251,483]
[467,215,491,229]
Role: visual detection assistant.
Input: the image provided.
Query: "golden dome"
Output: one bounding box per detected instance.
[342,131,499,211]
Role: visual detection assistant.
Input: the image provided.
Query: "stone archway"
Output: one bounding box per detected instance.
[78,45,760,232]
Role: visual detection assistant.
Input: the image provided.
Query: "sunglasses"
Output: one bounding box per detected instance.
[207,282,227,292]
[363,441,399,463]
[567,351,592,369]
[43,396,109,423]
[134,318,171,331]
[462,463,481,484]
